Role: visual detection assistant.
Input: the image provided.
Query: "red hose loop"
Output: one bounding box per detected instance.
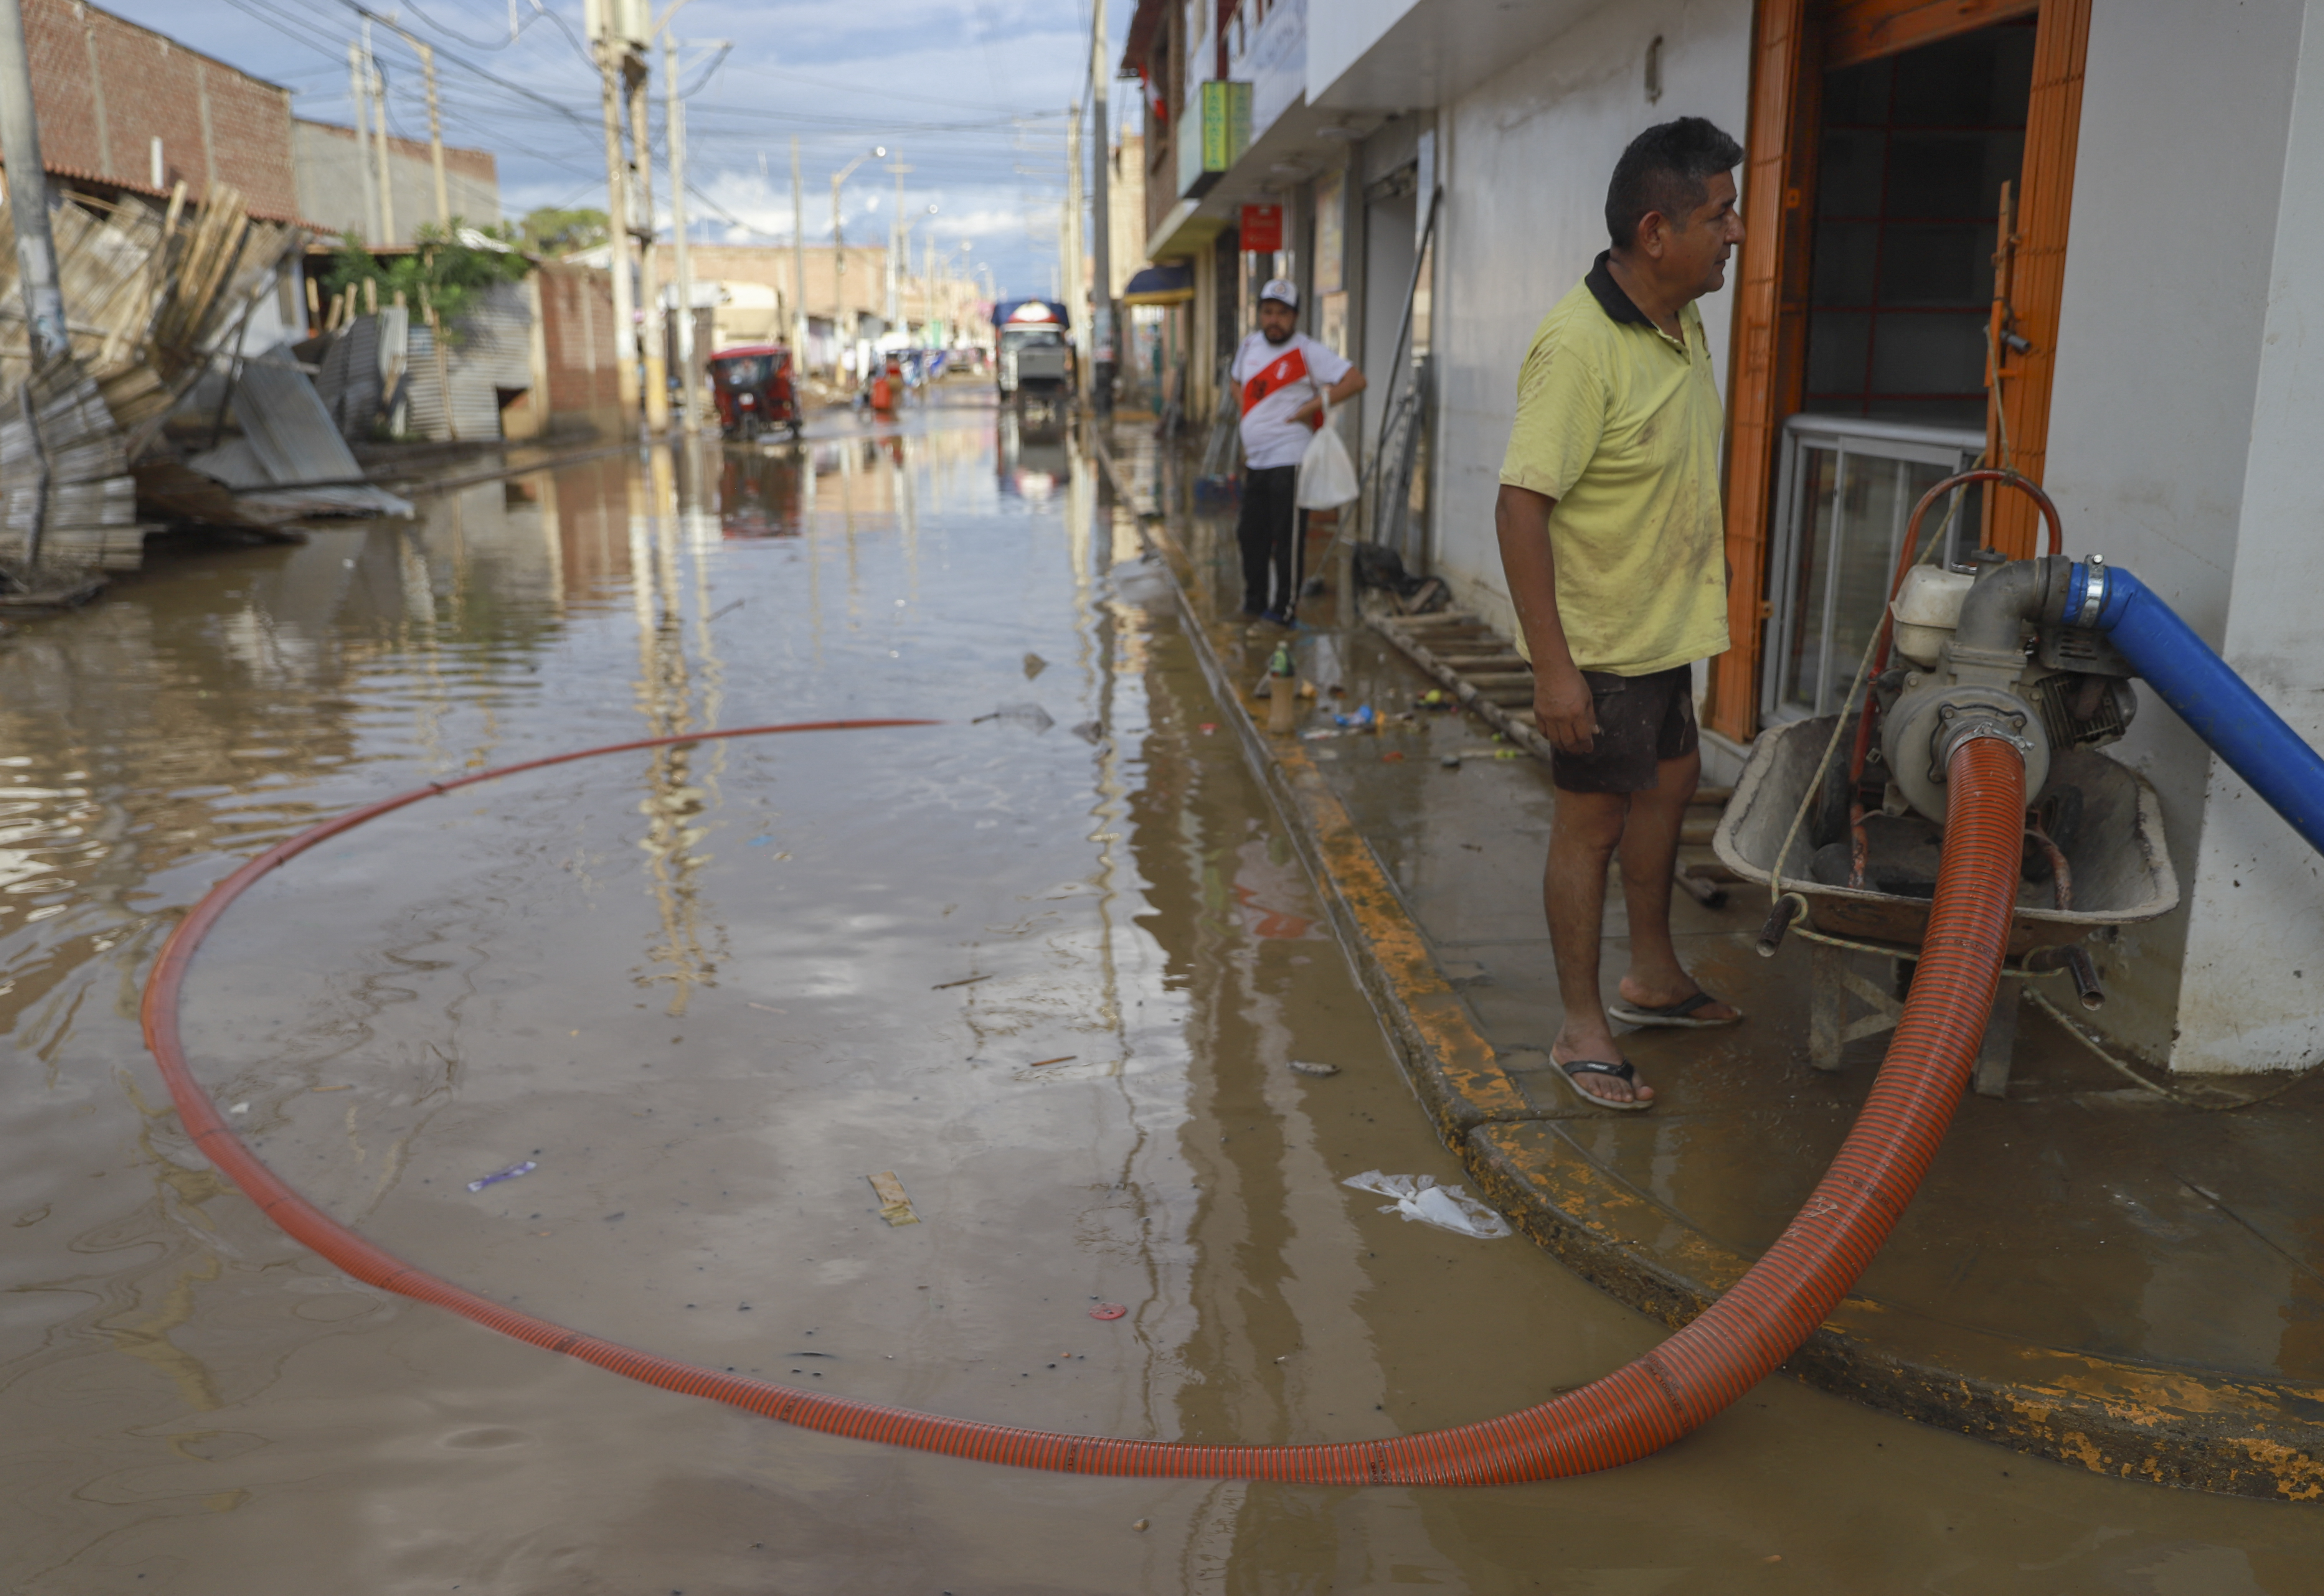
[141,721,2028,1483]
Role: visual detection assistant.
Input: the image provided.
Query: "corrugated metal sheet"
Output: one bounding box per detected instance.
[312,317,382,441]
[181,344,413,518]
[233,352,369,484]
[404,284,534,443]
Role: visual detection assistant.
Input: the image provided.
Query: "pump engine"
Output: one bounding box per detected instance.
[1872,554,2138,824]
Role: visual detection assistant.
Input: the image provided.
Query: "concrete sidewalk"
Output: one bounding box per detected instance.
[1093,422,2324,1501]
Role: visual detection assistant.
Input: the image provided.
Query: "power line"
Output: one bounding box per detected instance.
[324,0,596,132]
[392,0,536,53]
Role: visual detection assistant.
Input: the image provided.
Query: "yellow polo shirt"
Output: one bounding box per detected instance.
[1498,254,1729,676]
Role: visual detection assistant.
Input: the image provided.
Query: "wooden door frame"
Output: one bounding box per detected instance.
[1707,0,2091,742]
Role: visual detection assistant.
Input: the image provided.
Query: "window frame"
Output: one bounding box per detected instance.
[1708,0,2090,742]
[1761,413,1985,724]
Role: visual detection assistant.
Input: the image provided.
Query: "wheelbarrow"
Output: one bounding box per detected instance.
[1712,715,2180,1095]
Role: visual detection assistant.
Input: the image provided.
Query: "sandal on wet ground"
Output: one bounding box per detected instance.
[1554,1058,1653,1113]
[1607,989,1742,1030]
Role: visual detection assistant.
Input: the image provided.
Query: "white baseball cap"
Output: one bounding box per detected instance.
[1258,277,1298,309]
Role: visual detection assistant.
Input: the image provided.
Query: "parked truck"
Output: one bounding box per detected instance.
[993,300,1075,408]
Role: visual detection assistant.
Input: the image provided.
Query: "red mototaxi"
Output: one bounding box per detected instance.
[707,345,802,439]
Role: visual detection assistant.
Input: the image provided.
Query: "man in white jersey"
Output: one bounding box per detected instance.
[1231,280,1366,625]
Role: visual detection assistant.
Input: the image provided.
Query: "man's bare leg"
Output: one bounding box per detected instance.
[1546,787,1650,1105]
[1616,749,1741,1021]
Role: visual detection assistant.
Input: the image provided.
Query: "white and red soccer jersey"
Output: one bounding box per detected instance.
[1231,331,1353,471]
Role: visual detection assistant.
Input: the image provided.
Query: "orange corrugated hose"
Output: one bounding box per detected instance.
[141,722,2027,1483]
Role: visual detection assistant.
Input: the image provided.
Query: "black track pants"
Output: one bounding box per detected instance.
[1236,464,1303,617]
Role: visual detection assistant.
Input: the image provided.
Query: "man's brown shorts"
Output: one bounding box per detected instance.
[1550,663,1699,794]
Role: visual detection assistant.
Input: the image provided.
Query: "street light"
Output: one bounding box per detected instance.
[902,203,938,345]
[828,145,885,379]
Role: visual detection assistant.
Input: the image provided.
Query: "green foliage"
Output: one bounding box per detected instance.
[519,206,611,255]
[325,220,533,343]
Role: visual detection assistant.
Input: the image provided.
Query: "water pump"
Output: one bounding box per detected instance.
[1873,553,2138,824]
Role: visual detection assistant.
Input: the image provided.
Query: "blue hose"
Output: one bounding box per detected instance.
[2071,562,2324,855]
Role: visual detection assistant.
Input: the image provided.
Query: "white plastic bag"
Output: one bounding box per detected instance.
[1342,1170,1513,1239]
[1295,399,1360,510]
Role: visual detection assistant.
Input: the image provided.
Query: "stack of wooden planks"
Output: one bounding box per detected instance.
[0,183,303,581]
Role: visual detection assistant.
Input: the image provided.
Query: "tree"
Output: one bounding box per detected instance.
[325,220,533,343]
[519,206,611,256]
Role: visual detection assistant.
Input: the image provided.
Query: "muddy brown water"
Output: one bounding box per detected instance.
[2,397,2316,1593]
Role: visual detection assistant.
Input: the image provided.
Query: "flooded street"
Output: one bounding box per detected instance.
[3,392,2318,1593]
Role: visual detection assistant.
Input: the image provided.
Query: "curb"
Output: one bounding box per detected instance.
[1083,424,2324,1502]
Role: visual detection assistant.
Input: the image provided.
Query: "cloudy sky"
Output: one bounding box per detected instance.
[101,0,1131,301]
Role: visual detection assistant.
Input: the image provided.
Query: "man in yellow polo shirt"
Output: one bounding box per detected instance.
[1495,117,1746,1111]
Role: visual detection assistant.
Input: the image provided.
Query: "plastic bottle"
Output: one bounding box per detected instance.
[1268,643,1299,735]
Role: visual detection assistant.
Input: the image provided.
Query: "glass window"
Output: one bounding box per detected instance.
[1763,417,1986,722]
[710,356,772,389]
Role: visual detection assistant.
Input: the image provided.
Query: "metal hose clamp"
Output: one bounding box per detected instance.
[2074,555,2107,628]
[1934,704,2038,773]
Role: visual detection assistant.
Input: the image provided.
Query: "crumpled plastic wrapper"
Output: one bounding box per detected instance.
[1342,1170,1512,1239]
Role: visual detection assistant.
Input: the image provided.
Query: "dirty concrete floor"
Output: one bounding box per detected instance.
[1152,450,2324,1429]
[1,394,2319,1594]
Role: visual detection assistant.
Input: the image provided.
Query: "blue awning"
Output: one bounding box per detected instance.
[1122,264,1195,306]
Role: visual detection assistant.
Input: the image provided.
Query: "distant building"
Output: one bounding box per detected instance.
[293,120,501,244]
[644,242,888,368]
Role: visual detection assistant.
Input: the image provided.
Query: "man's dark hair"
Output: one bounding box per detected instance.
[1605,117,1744,251]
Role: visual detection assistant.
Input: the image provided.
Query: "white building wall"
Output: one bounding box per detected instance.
[1317,0,2324,1074]
[2040,0,2312,1071]
[1427,0,1753,643]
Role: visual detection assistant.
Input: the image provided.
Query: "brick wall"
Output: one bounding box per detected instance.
[15,0,300,219]
[535,261,622,435]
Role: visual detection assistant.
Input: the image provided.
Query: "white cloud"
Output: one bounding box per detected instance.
[96,0,1123,291]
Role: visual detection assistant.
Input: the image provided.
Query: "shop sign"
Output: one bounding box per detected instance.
[1240,204,1283,254]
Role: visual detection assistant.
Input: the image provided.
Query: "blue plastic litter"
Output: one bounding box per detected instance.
[467,1160,537,1193]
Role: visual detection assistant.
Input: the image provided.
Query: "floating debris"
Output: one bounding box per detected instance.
[1289,1060,1340,1078]
[1089,1303,1127,1321]
[1027,1055,1077,1068]
[1022,651,1048,678]
[1070,719,1104,745]
[467,1160,537,1193]
[868,1171,919,1226]
[973,702,1055,733]
[932,974,991,990]
[1342,1170,1512,1239]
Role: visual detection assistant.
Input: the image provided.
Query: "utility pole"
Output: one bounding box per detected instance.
[365,32,396,244]
[593,27,639,430]
[830,146,881,381]
[790,136,807,369]
[1063,103,1084,388]
[347,42,380,247]
[1089,0,1115,415]
[0,0,64,362]
[416,41,450,226]
[629,46,667,432]
[884,152,911,334]
[663,30,696,433]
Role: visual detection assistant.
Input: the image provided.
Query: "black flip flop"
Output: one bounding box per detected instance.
[1554,1058,1653,1113]
[1607,989,1742,1030]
